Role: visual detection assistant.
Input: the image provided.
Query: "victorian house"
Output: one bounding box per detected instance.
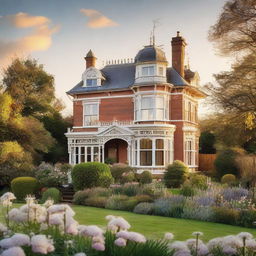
[66,32,206,174]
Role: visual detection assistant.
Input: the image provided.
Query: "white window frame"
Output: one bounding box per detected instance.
[83,101,99,126]
[86,78,97,87]
[135,94,169,121]
[184,136,196,167]
[142,66,155,76]
[71,145,101,164]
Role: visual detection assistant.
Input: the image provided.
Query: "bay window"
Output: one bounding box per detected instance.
[155,139,164,166]
[140,139,152,166]
[71,146,101,164]
[142,66,154,76]
[185,137,196,166]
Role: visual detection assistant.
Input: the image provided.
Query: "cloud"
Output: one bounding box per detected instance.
[80,9,118,28]
[0,13,59,67]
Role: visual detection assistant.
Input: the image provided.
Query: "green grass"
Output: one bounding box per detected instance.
[168,188,181,195]
[1,204,256,241]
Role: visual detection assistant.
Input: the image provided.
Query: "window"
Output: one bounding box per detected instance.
[71,146,101,164]
[84,103,99,125]
[135,95,168,121]
[140,139,152,166]
[158,67,164,76]
[155,139,164,166]
[142,66,154,76]
[185,137,196,166]
[141,97,154,120]
[86,79,97,87]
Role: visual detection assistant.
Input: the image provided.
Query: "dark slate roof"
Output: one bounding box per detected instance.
[67,64,189,95]
[135,45,167,63]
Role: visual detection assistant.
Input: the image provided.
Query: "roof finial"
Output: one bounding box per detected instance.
[177,31,180,37]
[151,19,160,46]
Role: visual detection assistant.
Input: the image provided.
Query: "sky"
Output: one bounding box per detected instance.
[0,0,231,116]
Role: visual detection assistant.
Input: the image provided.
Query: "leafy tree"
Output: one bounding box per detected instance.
[199,131,216,154]
[2,58,63,117]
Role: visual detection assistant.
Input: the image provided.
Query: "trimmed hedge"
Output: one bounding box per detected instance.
[11,177,38,200]
[164,160,188,188]
[221,174,236,185]
[139,171,152,184]
[41,187,61,203]
[72,162,113,191]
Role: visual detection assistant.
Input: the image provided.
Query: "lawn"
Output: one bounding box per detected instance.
[1,204,256,241]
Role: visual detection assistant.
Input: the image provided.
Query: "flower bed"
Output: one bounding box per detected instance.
[0,192,256,255]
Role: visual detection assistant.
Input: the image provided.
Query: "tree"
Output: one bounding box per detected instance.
[209,0,256,56]
[2,58,63,117]
[199,131,216,154]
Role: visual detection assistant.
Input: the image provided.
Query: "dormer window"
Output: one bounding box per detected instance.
[142,66,154,76]
[87,79,97,87]
[82,67,105,87]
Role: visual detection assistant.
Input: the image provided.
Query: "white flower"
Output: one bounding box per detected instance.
[164,232,174,240]
[0,238,14,248]
[105,215,115,221]
[173,250,191,256]
[48,204,75,216]
[92,236,105,244]
[31,234,55,254]
[92,242,105,251]
[49,214,64,226]
[169,241,188,251]
[222,246,237,255]
[1,199,13,207]
[40,223,49,231]
[0,223,7,233]
[237,232,253,240]
[116,230,130,240]
[246,239,256,250]
[43,199,54,208]
[25,195,36,205]
[107,217,131,231]
[207,237,223,250]
[11,233,30,246]
[0,192,16,202]
[192,232,203,237]
[79,225,104,237]
[114,238,127,247]
[1,246,25,256]
[66,223,79,235]
[74,253,87,256]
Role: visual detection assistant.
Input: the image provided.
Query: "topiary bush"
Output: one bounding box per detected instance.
[164,160,188,188]
[71,162,113,191]
[11,177,38,200]
[189,174,208,190]
[214,149,240,179]
[139,171,153,184]
[221,174,236,186]
[110,163,133,183]
[41,187,61,203]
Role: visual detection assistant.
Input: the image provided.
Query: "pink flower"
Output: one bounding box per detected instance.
[31,235,55,254]
[79,225,104,237]
[92,242,105,251]
[114,238,127,247]
[1,246,25,256]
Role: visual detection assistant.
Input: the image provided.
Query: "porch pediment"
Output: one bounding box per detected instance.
[97,125,134,137]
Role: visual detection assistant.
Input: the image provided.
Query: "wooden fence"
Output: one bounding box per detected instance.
[199,154,216,172]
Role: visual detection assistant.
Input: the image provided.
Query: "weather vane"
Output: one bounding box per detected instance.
[150,19,160,46]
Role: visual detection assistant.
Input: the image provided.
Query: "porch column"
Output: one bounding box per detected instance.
[102,144,105,163]
[127,143,131,166]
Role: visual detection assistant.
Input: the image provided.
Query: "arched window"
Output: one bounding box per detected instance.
[140,139,152,166]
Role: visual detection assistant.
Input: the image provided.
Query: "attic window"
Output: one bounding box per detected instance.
[87,79,97,87]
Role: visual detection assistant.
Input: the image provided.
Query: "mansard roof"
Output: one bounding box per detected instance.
[67,63,190,95]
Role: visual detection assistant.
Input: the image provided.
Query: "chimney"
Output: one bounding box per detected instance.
[84,49,97,69]
[171,31,187,77]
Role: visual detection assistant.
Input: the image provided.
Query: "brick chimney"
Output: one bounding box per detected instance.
[171,31,187,77]
[85,49,97,69]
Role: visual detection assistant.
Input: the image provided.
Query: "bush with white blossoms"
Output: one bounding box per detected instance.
[1,192,256,256]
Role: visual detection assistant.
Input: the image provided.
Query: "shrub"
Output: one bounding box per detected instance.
[189,174,208,190]
[199,131,216,154]
[120,172,135,184]
[153,195,186,218]
[110,164,133,182]
[139,171,153,184]
[214,149,240,179]
[133,202,154,215]
[180,184,196,197]
[221,187,249,201]
[238,209,256,228]
[134,194,154,203]
[73,187,111,205]
[112,183,140,196]
[41,187,61,203]
[105,157,116,165]
[164,160,188,188]
[72,162,113,191]
[84,196,107,208]
[141,183,169,198]
[221,174,236,185]
[11,177,38,200]
[105,195,138,211]
[213,207,240,225]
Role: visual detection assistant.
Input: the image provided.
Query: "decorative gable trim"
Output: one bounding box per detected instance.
[97,125,134,137]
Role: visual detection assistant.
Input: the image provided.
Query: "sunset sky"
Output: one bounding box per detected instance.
[0,0,231,116]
